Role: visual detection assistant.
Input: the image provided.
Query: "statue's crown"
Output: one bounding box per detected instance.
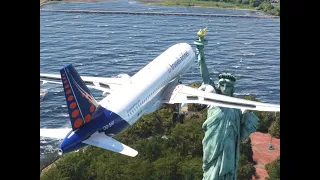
[218,72,236,82]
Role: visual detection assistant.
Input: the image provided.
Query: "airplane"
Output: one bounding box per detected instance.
[40,43,280,157]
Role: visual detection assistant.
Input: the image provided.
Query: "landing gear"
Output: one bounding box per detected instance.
[172,112,185,124]
[194,104,207,111]
[172,102,186,124]
[172,112,179,123]
[178,113,185,123]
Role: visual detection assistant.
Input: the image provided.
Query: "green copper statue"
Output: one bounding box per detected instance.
[194,28,259,180]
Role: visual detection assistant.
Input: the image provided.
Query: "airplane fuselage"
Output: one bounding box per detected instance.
[100,43,195,133]
[59,43,195,154]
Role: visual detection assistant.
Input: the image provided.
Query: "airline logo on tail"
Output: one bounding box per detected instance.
[60,64,98,130]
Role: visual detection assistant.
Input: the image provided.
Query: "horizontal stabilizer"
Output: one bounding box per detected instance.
[40,128,71,139]
[83,132,138,157]
[40,73,127,93]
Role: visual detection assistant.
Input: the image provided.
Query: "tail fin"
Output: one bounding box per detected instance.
[60,64,98,131]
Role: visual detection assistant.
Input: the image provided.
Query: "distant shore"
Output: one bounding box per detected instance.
[40,0,118,7]
[40,0,257,12]
[40,0,279,16]
[138,0,258,12]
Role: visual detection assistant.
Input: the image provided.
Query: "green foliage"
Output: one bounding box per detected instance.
[116,106,174,144]
[267,7,280,16]
[102,156,153,180]
[241,0,250,5]
[135,137,170,161]
[151,154,183,180]
[256,111,276,132]
[240,138,254,163]
[257,0,274,11]
[259,111,279,133]
[41,102,259,180]
[243,94,261,102]
[268,116,280,138]
[41,150,92,180]
[40,153,60,173]
[249,0,263,7]
[154,0,278,16]
[168,114,205,156]
[265,156,280,180]
[176,157,203,180]
[237,137,256,179]
[237,154,256,180]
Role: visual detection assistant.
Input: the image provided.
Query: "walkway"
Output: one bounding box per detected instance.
[250,132,280,179]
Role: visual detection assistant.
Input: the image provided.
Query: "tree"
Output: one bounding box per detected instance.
[237,154,256,180]
[135,137,168,161]
[168,115,204,157]
[250,0,263,7]
[240,137,254,163]
[41,101,265,180]
[241,0,250,4]
[265,156,280,180]
[151,155,182,180]
[268,116,280,138]
[177,157,203,180]
[256,111,276,133]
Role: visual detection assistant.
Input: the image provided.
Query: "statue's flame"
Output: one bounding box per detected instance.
[197,27,208,38]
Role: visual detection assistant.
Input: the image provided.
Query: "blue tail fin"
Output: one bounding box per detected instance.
[60,64,98,131]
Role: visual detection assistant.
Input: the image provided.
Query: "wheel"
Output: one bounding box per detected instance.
[172,112,178,123]
[178,114,185,124]
[195,104,207,111]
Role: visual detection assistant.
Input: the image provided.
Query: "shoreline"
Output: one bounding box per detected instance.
[138,0,259,12]
[40,0,57,7]
[40,1,279,18]
[40,0,260,13]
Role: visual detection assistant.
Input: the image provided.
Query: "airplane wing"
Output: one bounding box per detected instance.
[40,73,129,96]
[40,128,72,139]
[82,132,138,157]
[161,84,280,112]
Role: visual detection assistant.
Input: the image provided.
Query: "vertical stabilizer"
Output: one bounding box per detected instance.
[60,64,98,130]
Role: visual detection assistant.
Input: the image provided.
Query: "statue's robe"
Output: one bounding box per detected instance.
[202,106,259,180]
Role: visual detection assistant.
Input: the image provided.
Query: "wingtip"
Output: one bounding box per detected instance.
[121,148,139,157]
[132,151,138,157]
[118,144,139,157]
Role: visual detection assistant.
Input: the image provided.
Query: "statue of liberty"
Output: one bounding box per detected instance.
[194,28,260,180]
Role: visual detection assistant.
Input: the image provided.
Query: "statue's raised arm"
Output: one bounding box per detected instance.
[194,28,217,92]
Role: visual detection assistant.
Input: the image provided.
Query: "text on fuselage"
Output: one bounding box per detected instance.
[103,120,115,130]
[168,51,189,73]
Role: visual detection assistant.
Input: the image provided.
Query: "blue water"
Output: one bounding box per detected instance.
[40,0,279,164]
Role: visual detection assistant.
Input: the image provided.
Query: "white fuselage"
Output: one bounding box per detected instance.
[99,43,195,125]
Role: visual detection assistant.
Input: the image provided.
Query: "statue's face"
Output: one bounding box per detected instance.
[219,80,234,96]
